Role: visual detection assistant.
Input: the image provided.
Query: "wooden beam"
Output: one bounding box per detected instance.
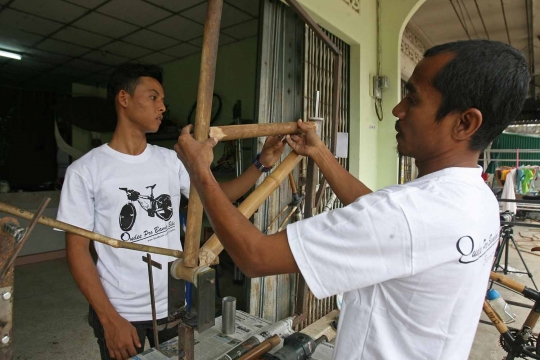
[183,0,224,268]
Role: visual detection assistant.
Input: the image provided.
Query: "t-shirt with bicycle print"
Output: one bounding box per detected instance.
[58,144,190,322]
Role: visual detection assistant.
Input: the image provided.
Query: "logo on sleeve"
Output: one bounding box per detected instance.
[456,233,498,264]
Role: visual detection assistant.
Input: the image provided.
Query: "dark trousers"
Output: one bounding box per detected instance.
[88,306,178,360]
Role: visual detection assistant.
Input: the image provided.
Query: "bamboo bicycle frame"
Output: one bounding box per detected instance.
[485,271,540,359]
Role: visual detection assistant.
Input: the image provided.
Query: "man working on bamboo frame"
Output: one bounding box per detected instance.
[174,40,529,359]
[57,63,285,360]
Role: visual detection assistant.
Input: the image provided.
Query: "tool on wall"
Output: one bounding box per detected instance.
[266,173,304,234]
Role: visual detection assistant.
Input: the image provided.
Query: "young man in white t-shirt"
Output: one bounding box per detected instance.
[57,63,285,360]
[173,40,530,359]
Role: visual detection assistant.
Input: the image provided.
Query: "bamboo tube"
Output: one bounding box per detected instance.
[277,206,298,232]
[490,271,526,293]
[183,0,224,268]
[266,204,290,232]
[198,151,303,267]
[483,300,509,334]
[288,173,297,194]
[209,121,317,142]
[238,335,281,360]
[0,202,183,258]
[523,309,540,329]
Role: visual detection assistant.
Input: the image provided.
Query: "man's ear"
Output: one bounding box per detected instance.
[453,108,482,141]
[117,90,129,108]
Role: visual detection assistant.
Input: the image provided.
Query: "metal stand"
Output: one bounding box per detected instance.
[142,254,162,351]
[492,224,538,290]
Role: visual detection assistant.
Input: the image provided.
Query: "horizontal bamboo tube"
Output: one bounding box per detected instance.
[0,202,183,258]
[490,271,526,293]
[198,151,303,267]
[209,121,317,141]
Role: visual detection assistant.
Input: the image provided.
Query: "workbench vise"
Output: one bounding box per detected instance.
[169,259,216,333]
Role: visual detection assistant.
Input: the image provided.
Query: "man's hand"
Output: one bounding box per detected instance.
[259,135,286,167]
[285,119,326,159]
[102,315,141,359]
[174,125,218,176]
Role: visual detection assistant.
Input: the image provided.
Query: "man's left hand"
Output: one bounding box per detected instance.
[259,135,285,168]
[174,125,217,177]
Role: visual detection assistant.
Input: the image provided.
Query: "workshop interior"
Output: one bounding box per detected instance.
[1,0,540,359]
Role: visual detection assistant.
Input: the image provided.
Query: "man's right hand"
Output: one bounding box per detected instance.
[285,119,326,159]
[102,314,141,359]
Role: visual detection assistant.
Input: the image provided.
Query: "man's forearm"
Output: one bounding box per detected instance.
[219,165,262,202]
[196,169,299,277]
[312,147,372,205]
[66,235,119,325]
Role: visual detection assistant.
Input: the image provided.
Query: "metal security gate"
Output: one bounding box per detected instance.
[297,26,350,329]
[249,0,304,322]
[250,0,350,325]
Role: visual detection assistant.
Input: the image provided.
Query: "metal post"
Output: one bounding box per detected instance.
[183,0,224,268]
[330,54,342,155]
[143,254,162,351]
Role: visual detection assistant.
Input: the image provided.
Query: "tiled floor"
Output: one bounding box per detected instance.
[9,224,540,359]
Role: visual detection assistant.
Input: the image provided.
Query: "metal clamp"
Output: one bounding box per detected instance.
[2,223,26,242]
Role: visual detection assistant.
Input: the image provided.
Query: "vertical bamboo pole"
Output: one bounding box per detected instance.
[183,0,223,268]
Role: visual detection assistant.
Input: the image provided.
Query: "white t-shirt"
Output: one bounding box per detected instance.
[287,167,499,360]
[57,144,190,322]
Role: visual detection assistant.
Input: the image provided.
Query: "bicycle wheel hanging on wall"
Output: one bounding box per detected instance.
[187,93,222,126]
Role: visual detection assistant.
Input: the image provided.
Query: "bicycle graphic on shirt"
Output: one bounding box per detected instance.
[119,185,173,231]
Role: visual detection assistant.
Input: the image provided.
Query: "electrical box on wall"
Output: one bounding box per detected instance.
[371,75,389,100]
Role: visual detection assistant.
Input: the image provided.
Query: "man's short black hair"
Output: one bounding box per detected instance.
[424,40,529,150]
[107,63,163,104]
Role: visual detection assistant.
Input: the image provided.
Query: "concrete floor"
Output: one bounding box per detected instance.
[469,224,540,360]
[10,224,540,359]
[11,257,245,360]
